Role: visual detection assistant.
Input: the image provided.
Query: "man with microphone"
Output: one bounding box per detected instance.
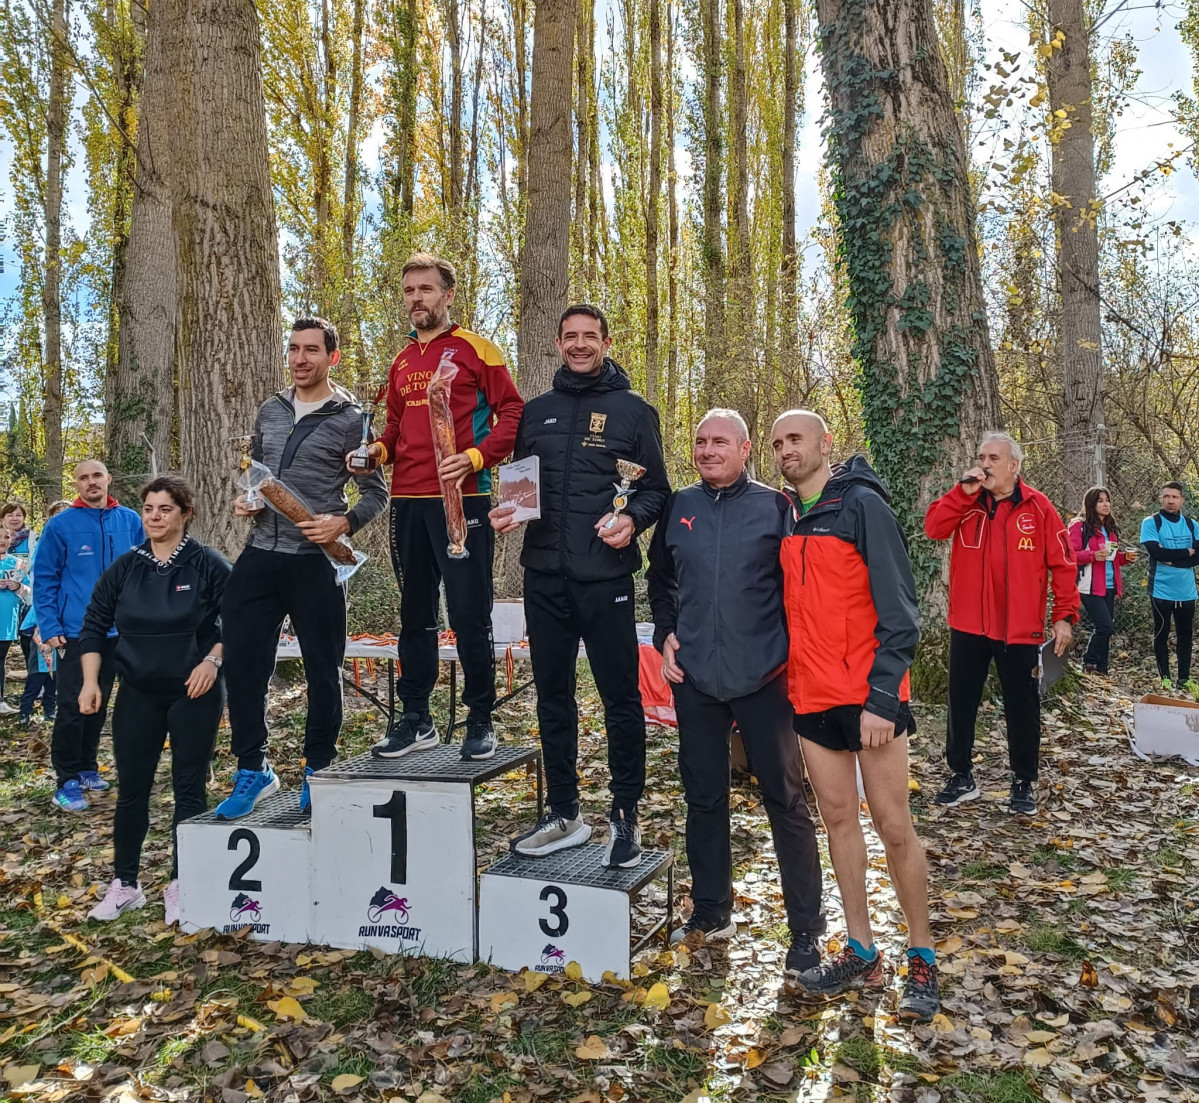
[925,432,1079,815]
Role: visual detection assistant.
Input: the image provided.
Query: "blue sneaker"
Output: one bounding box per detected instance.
[299,766,315,813]
[79,770,110,792]
[53,780,88,812]
[214,767,280,820]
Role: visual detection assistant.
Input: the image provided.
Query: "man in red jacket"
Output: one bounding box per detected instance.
[924,432,1079,815]
[353,253,524,761]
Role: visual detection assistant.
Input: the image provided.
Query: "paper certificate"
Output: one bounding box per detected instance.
[498,456,541,522]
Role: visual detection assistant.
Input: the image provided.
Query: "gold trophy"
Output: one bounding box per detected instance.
[604,459,647,529]
[348,381,385,472]
[229,434,264,512]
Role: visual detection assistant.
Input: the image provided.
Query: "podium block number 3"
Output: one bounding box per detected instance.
[539,885,569,937]
[373,791,407,884]
[228,829,262,893]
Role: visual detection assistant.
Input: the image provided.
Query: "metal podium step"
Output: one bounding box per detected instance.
[314,744,541,785]
[485,843,672,894]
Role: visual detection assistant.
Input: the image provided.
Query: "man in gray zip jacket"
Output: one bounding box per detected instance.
[215,317,388,819]
[646,408,825,977]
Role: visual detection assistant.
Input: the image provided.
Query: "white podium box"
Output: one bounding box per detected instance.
[176,792,313,943]
[478,844,674,982]
[309,745,542,961]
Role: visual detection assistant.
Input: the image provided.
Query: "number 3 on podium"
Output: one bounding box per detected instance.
[539,885,568,937]
[373,791,408,884]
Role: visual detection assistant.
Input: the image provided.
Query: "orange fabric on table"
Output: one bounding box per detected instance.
[638,642,676,728]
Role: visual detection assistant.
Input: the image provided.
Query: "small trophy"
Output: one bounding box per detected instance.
[348,381,385,472]
[604,459,647,529]
[229,434,264,512]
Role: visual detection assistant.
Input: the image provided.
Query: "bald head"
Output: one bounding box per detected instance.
[771,409,833,493]
[73,459,112,507]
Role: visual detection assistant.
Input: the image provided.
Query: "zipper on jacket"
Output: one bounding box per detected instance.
[559,393,581,577]
[713,487,725,699]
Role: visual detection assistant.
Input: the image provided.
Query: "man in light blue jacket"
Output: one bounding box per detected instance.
[1140,481,1199,693]
[33,460,143,812]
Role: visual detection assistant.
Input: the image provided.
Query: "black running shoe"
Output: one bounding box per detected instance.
[669,914,737,947]
[603,806,642,869]
[785,945,884,997]
[1009,778,1036,815]
[371,712,438,758]
[785,930,821,974]
[898,954,940,1023]
[460,716,497,760]
[934,771,979,807]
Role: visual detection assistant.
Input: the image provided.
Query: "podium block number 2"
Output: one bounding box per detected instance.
[373,791,407,884]
[539,885,569,937]
[228,828,262,893]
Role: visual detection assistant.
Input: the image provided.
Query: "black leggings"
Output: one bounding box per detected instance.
[1151,598,1195,682]
[0,639,9,697]
[112,678,224,886]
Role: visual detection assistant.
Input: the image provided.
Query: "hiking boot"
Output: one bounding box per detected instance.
[785,944,884,997]
[785,930,821,974]
[669,914,737,948]
[511,809,591,857]
[53,780,88,812]
[898,954,941,1023]
[371,712,438,758]
[79,770,110,792]
[214,767,280,820]
[460,716,497,761]
[603,806,641,869]
[933,771,979,807]
[88,878,146,921]
[1009,778,1036,815]
[163,880,181,926]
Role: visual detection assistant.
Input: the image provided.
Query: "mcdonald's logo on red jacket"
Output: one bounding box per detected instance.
[924,479,1080,644]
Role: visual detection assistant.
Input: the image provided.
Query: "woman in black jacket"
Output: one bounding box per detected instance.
[80,476,232,924]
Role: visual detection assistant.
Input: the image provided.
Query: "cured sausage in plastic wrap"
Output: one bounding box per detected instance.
[428,351,470,559]
[242,460,368,583]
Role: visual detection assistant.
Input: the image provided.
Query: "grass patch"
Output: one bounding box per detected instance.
[67,1027,119,1065]
[322,1051,376,1085]
[760,920,791,946]
[456,1071,521,1103]
[1022,923,1087,960]
[308,984,374,1028]
[510,1026,573,1064]
[940,1072,1039,1102]
[405,957,462,1008]
[961,861,1008,880]
[1032,846,1078,872]
[835,1037,882,1080]
[644,1041,706,1081]
[1151,846,1184,867]
[1104,867,1136,891]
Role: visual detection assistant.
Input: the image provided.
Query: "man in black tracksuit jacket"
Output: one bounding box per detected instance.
[490,304,669,868]
[646,409,825,971]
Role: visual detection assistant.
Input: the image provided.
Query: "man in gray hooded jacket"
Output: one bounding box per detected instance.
[647,408,825,977]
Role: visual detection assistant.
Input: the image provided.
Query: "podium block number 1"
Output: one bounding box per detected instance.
[373,791,407,883]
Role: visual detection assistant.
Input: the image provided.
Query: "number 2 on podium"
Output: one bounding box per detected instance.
[373,791,408,884]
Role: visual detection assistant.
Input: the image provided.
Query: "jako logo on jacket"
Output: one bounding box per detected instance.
[32,502,144,641]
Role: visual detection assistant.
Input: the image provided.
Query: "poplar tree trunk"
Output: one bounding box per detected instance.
[445,0,464,223]
[645,0,662,407]
[586,4,600,291]
[1047,0,1105,506]
[109,0,176,502]
[41,0,67,507]
[665,3,679,455]
[516,0,576,398]
[163,0,284,554]
[515,0,530,204]
[781,0,799,365]
[814,0,1001,614]
[394,0,418,217]
[728,0,753,427]
[700,0,725,409]
[572,0,592,299]
[342,0,367,375]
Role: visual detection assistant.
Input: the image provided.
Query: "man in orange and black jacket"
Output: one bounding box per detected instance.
[924,431,1078,816]
[355,254,524,762]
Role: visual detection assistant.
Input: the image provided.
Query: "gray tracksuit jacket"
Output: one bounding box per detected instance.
[246,383,388,555]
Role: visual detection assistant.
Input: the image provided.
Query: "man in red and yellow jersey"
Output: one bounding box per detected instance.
[352,253,523,761]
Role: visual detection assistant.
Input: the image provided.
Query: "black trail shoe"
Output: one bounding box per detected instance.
[460,716,497,760]
[1009,778,1036,815]
[934,771,979,807]
[898,954,941,1023]
[371,712,438,758]
[785,930,821,974]
[669,914,737,948]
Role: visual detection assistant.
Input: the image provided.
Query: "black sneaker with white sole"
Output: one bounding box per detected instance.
[933,771,979,806]
[669,914,737,947]
[460,717,497,760]
[603,806,641,869]
[1009,778,1036,815]
[371,712,438,758]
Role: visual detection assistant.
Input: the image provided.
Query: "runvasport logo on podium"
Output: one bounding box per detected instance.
[176,743,674,981]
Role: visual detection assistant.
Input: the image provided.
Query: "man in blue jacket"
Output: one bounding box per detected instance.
[1140,482,1199,693]
[33,460,144,812]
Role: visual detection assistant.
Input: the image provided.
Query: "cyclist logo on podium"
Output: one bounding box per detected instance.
[540,944,565,967]
[368,887,409,924]
[229,893,262,923]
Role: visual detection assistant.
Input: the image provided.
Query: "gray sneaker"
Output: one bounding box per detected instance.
[510,810,592,857]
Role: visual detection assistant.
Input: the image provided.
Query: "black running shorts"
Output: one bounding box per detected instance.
[793,702,916,753]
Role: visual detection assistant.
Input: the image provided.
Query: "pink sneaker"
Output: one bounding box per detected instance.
[88,878,146,921]
[163,880,180,926]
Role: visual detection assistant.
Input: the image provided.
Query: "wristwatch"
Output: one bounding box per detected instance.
[203,655,224,669]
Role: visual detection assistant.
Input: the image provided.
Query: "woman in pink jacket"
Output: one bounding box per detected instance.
[1068,487,1137,674]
